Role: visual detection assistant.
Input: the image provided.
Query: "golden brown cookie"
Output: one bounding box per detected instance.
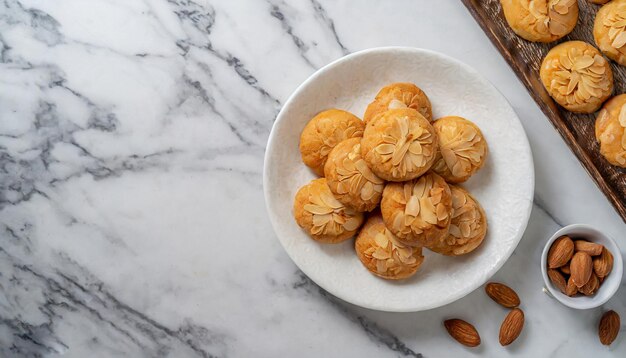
[432,116,488,183]
[361,108,437,182]
[355,213,424,280]
[324,138,385,212]
[293,178,364,243]
[299,109,365,176]
[540,41,613,113]
[500,0,578,43]
[380,172,452,248]
[595,94,626,167]
[363,83,432,123]
[428,186,487,256]
[594,0,626,66]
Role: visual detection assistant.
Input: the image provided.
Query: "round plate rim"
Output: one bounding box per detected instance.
[263,46,535,312]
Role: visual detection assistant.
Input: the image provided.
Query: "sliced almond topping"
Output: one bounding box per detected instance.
[343,217,360,231]
[420,196,438,224]
[372,248,391,260]
[304,204,334,215]
[388,98,407,109]
[405,195,421,217]
[436,203,449,221]
[374,232,389,248]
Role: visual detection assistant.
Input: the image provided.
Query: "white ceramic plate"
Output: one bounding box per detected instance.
[264,47,534,312]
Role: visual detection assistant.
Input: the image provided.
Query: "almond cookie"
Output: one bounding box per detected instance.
[432,116,488,183]
[361,108,437,182]
[324,138,385,212]
[299,109,365,176]
[380,172,452,248]
[355,212,424,280]
[293,178,364,243]
[429,185,487,256]
[595,94,626,167]
[594,0,626,66]
[363,83,432,123]
[500,0,578,43]
[540,41,613,113]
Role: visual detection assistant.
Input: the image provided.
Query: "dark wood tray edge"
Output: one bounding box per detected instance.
[461,0,626,223]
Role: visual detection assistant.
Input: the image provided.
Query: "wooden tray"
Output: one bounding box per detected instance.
[462,0,626,223]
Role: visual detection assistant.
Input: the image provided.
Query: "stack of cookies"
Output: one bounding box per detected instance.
[293,83,489,280]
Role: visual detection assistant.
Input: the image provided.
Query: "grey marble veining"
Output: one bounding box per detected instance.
[0,0,625,357]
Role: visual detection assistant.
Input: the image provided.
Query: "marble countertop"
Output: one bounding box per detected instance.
[1,0,624,356]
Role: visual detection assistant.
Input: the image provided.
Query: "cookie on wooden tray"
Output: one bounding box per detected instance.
[431,116,488,184]
[363,82,432,123]
[380,172,452,248]
[500,0,578,43]
[594,0,626,66]
[355,212,424,280]
[540,41,613,113]
[595,94,626,167]
[324,138,385,212]
[299,109,365,176]
[293,178,364,243]
[428,185,487,256]
[361,108,438,182]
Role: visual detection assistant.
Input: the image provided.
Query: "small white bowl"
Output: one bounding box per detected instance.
[541,224,623,309]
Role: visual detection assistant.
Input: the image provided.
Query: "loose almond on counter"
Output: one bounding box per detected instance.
[444,319,481,347]
[547,269,567,294]
[485,282,520,308]
[599,310,620,346]
[548,236,574,268]
[574,240,603,256]
[570,252,593,287]
[593,247,614,278]
[499,308,524,346]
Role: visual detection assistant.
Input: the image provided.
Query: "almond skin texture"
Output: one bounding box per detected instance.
[578,272,599,296]
[560,264,571,275]
[599,310,620,346]
[548,236,574,268]
[485,282,520,308]
[565,277,578,296]
[593,247,614,278]
[444,319,481,347]
[548,269,567,294]
[574,240,603,256]
[571,252,593,287]
[499,308,524,346]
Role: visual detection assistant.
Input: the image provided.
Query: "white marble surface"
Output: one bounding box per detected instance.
[0,0,624,357]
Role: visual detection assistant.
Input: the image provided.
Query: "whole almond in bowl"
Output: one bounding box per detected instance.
[574,240,603,256]
[541,224,623,309]
[547,235,574,268]
[578,272,600,296]
[565,277,578,296]
[594,247,614,278]
[547,269,567,294]
[571,252,593,288]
